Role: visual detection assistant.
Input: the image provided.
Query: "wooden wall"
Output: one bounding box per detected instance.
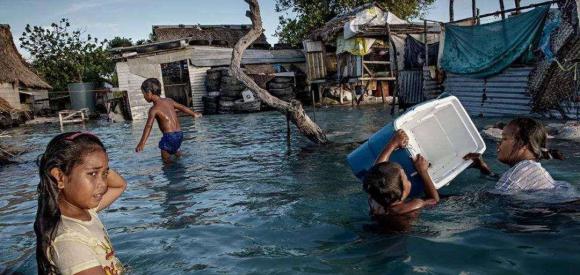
[116,62,165,120]
[0,82,20,109]
[116,60,209,119]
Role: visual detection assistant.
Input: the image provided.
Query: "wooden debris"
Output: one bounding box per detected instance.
[58,108,89,128]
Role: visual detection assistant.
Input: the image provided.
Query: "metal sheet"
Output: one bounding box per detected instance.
[423,67,442,100]
[190,47,305,67]
[445,67,534,117]
[398,70,424,105]
[188,65,209,112]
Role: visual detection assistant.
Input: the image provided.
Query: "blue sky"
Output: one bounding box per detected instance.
[0,0,549,58]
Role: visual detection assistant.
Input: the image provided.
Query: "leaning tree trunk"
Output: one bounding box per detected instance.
[229,0,328,144]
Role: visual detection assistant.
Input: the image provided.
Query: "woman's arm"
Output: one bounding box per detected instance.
[97,169,127,212]
[464,153,494,175]
[375,130,408,164]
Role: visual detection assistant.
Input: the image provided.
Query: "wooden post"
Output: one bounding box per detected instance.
[514,0,521,15]
[390,80,397,115]
[449,0,454,21]
[499,0,506,20]
[380,82,386,103]
[286,111,291,148]
[310,84,316,122]
[472,0,477,19]
[318,84,323,106]
[424,20,428,68]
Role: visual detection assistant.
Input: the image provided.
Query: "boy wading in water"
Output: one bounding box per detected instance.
[135,78,202,163]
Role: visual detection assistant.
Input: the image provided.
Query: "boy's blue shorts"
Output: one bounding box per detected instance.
[159,131,183,154]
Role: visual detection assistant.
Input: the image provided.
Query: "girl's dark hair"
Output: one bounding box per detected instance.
[508,118,564,161]
[34,132,105,274]
[363,162,404,210]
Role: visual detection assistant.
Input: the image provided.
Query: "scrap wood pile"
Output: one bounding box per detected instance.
[0,97,29,129]
[0,140,27,165]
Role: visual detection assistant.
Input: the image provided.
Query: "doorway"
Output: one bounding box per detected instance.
[161,60,191,107]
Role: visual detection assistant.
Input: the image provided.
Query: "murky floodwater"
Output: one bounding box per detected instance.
[1,105,579,274]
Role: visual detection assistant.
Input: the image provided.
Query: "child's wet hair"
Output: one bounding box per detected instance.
[141,78,162,96]
[34,132,106,274]
[507,118,564,161]
[363,162,404,209]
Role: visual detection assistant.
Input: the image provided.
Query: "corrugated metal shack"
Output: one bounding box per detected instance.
[304,3,442,108]
[446,67,534,117]
[110,25,305,120]
[439,0,579,119]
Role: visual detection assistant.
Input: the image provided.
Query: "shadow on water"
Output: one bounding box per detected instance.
[158,161,210,229]
[484,194,580,234]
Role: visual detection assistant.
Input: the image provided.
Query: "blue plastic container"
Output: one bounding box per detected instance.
[347,123,425,196]
[347,95,486,197]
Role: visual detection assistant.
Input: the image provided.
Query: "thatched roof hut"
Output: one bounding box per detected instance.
[153,24,270,48]
[308,2,438,42]
[0,24,52,90]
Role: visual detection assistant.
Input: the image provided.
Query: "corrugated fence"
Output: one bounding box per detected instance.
[188,64,209,112]
[423,67,442,100]
[445,67,533,117]
[398,70,424,106]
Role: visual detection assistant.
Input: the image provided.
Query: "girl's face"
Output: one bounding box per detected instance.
[58,150,109,210]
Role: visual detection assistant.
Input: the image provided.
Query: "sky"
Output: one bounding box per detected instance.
[0,0,551,59]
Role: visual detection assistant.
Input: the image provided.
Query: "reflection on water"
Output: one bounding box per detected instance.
[1,105,579,274]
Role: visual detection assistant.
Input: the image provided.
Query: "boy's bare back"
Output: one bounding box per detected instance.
[150,98,181,133]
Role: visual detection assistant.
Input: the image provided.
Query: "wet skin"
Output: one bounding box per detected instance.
[465,123,537,174]
[50,150,127,221]
[135,92,202,162]
[369,130,440,231]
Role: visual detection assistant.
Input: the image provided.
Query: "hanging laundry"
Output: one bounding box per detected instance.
[403,35,439,70]
[441,5,550,78]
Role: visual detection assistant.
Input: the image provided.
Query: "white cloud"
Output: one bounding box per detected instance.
[61,0,131,15]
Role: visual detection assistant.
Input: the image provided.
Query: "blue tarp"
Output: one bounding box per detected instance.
[539,9,561,61]
[441,5,550,78]
[404,35,439,70]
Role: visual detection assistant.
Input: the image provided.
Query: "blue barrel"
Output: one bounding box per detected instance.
[68,82,97,114]
[346,123,425,197]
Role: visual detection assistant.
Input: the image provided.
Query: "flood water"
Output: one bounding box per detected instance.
[1,105,579,274]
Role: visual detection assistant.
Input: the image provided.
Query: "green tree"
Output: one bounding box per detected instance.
[108,36,133,48]
[136,32,157,45]
[19,18,114,91]
[275,0,436,46]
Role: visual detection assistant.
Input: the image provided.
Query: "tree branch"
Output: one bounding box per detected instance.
[230,0,328,144]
